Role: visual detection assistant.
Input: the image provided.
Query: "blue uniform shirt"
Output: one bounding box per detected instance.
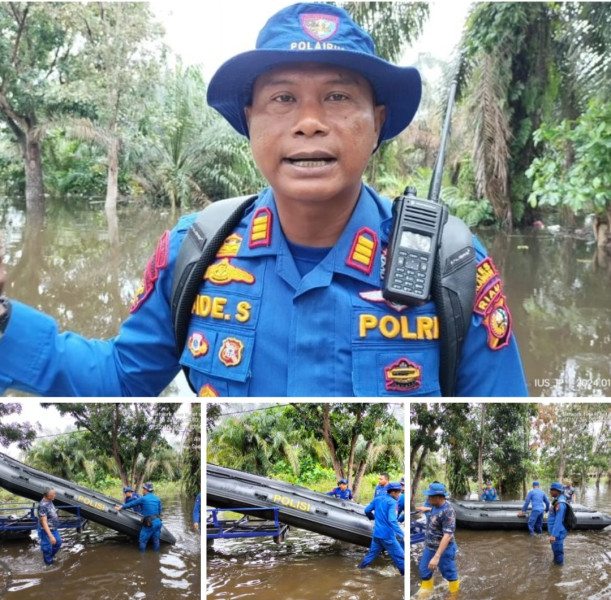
[38,498,60,529]
[0,185,528,397]
[364,493,404,541]
[193,493,201,524]
[123,492,162,519]
[326,487,354,500]
[549,494,568,538]
[124,492,143,514]
[521,488,550,512]
[425,501,456,551]
[481,487,498,501]
[397,493,405,523]
[374,484,388,497]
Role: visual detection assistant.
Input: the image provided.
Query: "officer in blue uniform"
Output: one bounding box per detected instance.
[417,482,459,595]
[0,2,529,398]
[358,481,404,575]
[398,477,405,523]
[115,482,163,551]
[123,486,143,515]
[518,481,550,534]
[326,478,354,500]
[37,487,62,565]
[193,492,201,531]
[481,481,498,501]
[548,481,568,564]
[374,473,389,497]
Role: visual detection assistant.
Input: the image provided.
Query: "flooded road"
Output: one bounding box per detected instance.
[0,494,201,599]
[409,483,611,599]
[207,526,404,600]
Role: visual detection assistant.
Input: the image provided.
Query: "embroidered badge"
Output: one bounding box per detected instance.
[475,257,500,297]
[347,228,378,275]
[384,358,422,392]
[483,295,512,350]
[130,230,170,313]
[474,280,503,316]
[204,258,255,286]
[198,384,219,397]
[219,337,244,367]
[359,289,409,313]
[300,14,339,41]
[249,208,272,248]
[217,233,243,258]
[188,332,209,358]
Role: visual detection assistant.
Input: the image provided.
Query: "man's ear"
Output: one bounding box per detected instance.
[373,105,386,150]
[244,105,252,128]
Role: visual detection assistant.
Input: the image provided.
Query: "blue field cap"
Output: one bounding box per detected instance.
[207,2,421,144]
[533,481,539,486]
[549,482,563,492]
[422,482,450,497]
[338,478,348,484]
[387,482,402,492]
[123,486,133,493]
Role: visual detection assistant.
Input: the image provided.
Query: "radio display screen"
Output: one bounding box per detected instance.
[400,230,431,253]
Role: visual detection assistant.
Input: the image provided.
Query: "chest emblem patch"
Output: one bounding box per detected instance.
[219,337,244,367]
[204,258,255,286]
[384,357,422,392]
[188,332,209,358]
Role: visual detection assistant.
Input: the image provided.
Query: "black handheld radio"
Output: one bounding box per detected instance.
[383,80,458,306]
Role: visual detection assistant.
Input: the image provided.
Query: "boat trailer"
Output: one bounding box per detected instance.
[0,502,88,541]
[207,506,290,545]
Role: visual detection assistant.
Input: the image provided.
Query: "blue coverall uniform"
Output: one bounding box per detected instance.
[419,501,458,583]
[0,185,528,397]
[123,492,163,551]
[398,493,405,523]
[193,493,201,529]
[481,487,498,501]
[359,493,404,575]
[37,497,62,564]
[124,492,143,514]
[374,484,388,497]
[521,488,550,534]
[326,487,354,500]
[548,494,568,564]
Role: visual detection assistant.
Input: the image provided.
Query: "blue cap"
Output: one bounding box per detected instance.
[143,482,154,492]
[550,482,563,492]
[338,478,348,484]
[533,481,539,487]
[386,482,402,492]
[123,486,133,493]
[207,3,421,145]
[422,482,450,497]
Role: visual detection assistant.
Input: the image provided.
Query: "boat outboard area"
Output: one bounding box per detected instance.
[207,463,374,547]
[0,452,176,544]
[448,498,611,531]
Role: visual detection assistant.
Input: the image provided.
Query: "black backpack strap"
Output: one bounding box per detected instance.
[432,214,477,397]
[171,195,258,365]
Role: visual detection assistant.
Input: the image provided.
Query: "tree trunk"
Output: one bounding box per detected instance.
[410,446,429,507]
[105,137,120,214]
[477,403,486,499]
[352,439,374,500]
[24,135,45,223]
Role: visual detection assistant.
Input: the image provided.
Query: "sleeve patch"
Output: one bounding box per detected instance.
[130,230,170,313]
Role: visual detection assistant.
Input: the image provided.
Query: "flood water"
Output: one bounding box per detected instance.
[1,198,610,397]
[207,525,404,600]
[0,494,201,599]
[409,482,611,600]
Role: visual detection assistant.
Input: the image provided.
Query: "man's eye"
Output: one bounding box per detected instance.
[328,93,349,101]
[273,94,294,103]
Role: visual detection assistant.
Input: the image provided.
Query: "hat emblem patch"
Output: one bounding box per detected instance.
[300,14,339,41]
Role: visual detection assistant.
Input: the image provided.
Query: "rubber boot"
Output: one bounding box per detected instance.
[448,579,460,594]
[416,578,434,597]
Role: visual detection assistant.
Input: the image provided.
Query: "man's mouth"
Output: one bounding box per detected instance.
[285,152,336,167]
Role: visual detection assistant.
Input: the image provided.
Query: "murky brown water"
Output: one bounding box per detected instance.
[207,526,404,600]
[0,494,201,599]
[1,198,610,397]
[409,483,611,599]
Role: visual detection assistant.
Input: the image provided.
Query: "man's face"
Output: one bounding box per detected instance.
[379,475,388,486]
[47,490,56,501]
[550,489,560,498]
[245,63,385,209]
[126,491,133,498]
[428,494,445,507]
[339,482,347,490]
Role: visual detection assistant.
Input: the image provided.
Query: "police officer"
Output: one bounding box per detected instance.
[374,473,389,497]
[115,482,163,551]
[563,479,576,504]
[193,492,201,531]
[358,481,404,575]
[416,482,459,595]
[37,486,62,565]
[518,481,550,534]
[481,481,498,501]
[0,2,529,398]
[548,481,568,565]
[326,478,354,501]
[123,486,143,515]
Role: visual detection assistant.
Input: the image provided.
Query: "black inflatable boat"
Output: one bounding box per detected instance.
[0,452,176,544]
[450,498,611,531]
[207,464,375,547]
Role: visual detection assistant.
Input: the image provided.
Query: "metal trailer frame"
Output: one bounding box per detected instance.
[207,506,290,543]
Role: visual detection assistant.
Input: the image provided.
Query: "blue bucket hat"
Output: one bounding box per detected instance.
[207,2,421,144]
[387,482,402,492]
[338,478,348,484]
[422,482,450,497]
[533,481,539,487]
[143,482,154,492]
[549,482,563,492]
[123,486,133,493]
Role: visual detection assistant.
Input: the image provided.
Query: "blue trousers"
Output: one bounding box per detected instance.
[551,532,566,564]
[419,543,458,581]
[139,518,162,551]
[39,528,62,564]
[358,536,404,575]
[528,509,544,534]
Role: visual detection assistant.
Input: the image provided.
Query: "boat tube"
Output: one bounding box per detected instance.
[0,452,176,544]
[207,464,375,547]
[450,498,611,531]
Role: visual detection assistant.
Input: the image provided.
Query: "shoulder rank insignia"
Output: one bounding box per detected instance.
[130,230,170,313]
[384,357,422,392]
[347,227,378,275]
[217,233,243,258]
[249,207,272,248]
[188,332,209,358]
[198,384,219,397]
[204,258,255,286]
[219,337,244,367]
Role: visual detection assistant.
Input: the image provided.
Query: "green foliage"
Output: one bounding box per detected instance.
[0,403,37,450]
[527,101,611,216]
[181,404,201,498]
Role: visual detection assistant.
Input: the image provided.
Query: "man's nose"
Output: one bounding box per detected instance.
[291,100,330,137]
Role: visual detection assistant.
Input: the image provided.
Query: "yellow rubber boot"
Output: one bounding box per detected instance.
[448,579,461,594]
[416,578,434,597]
